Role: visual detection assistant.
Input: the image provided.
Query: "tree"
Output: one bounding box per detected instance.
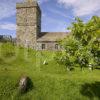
[54,16,100,71]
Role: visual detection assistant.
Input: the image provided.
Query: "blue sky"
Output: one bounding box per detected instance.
[0,0,100,37]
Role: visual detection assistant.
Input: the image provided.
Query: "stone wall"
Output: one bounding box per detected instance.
[16,0,41,49]
[16,0,66,51]
[37,42,62,51]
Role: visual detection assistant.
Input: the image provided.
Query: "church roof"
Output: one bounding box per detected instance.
[37,32,69,42]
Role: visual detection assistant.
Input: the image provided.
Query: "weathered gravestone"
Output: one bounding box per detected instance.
[19,76,33,93]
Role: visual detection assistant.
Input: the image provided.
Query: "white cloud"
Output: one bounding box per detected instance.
[48,8,74,20]
[0,0,48,20]
[57,0,100,16]
[0,0,49,21]
[38,0,48,4]
[0,0,24,20]
[58,0,76,6]
[0,22,16,30]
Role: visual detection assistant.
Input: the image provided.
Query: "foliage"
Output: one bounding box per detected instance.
[0,43,100,100]
[55,16,100,70]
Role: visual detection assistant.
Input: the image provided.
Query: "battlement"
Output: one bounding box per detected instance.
[16,1,41,13]
[16,2,37,8]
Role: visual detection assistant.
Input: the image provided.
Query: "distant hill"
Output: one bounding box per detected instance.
[0,35,12,42]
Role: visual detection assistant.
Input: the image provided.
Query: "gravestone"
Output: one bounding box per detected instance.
[19,76,31,93]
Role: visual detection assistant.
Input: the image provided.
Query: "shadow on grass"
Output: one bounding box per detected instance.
[27,77,34,92]
[95,68,100,70]
[80,82,100,100]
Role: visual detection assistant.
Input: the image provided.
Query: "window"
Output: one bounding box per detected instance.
[55,44,58,49]
[42,44,45,50]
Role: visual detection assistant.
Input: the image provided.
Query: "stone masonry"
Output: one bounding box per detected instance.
[16,0,68,50]
[16,0,41,49]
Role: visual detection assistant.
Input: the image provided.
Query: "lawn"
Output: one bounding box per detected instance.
[0,43,100,100]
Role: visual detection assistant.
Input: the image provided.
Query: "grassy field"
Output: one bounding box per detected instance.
[0,43,100,100]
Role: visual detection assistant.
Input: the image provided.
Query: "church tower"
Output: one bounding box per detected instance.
[16,0,41,48]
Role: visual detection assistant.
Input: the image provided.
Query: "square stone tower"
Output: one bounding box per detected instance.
[16,0,41,48]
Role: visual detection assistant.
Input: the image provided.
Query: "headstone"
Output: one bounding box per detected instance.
[19,76,29,93]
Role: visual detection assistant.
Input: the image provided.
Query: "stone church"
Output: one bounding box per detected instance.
[16,0,68,50]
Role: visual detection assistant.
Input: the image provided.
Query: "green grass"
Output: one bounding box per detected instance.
[0,43,100,100]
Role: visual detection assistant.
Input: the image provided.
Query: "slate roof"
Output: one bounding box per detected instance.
[37,32,69,42]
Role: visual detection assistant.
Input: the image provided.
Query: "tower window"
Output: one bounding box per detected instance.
[42,44,45,50]
[55,44,58,49]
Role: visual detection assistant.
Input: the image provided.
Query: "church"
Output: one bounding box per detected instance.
[16,0,69,50]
